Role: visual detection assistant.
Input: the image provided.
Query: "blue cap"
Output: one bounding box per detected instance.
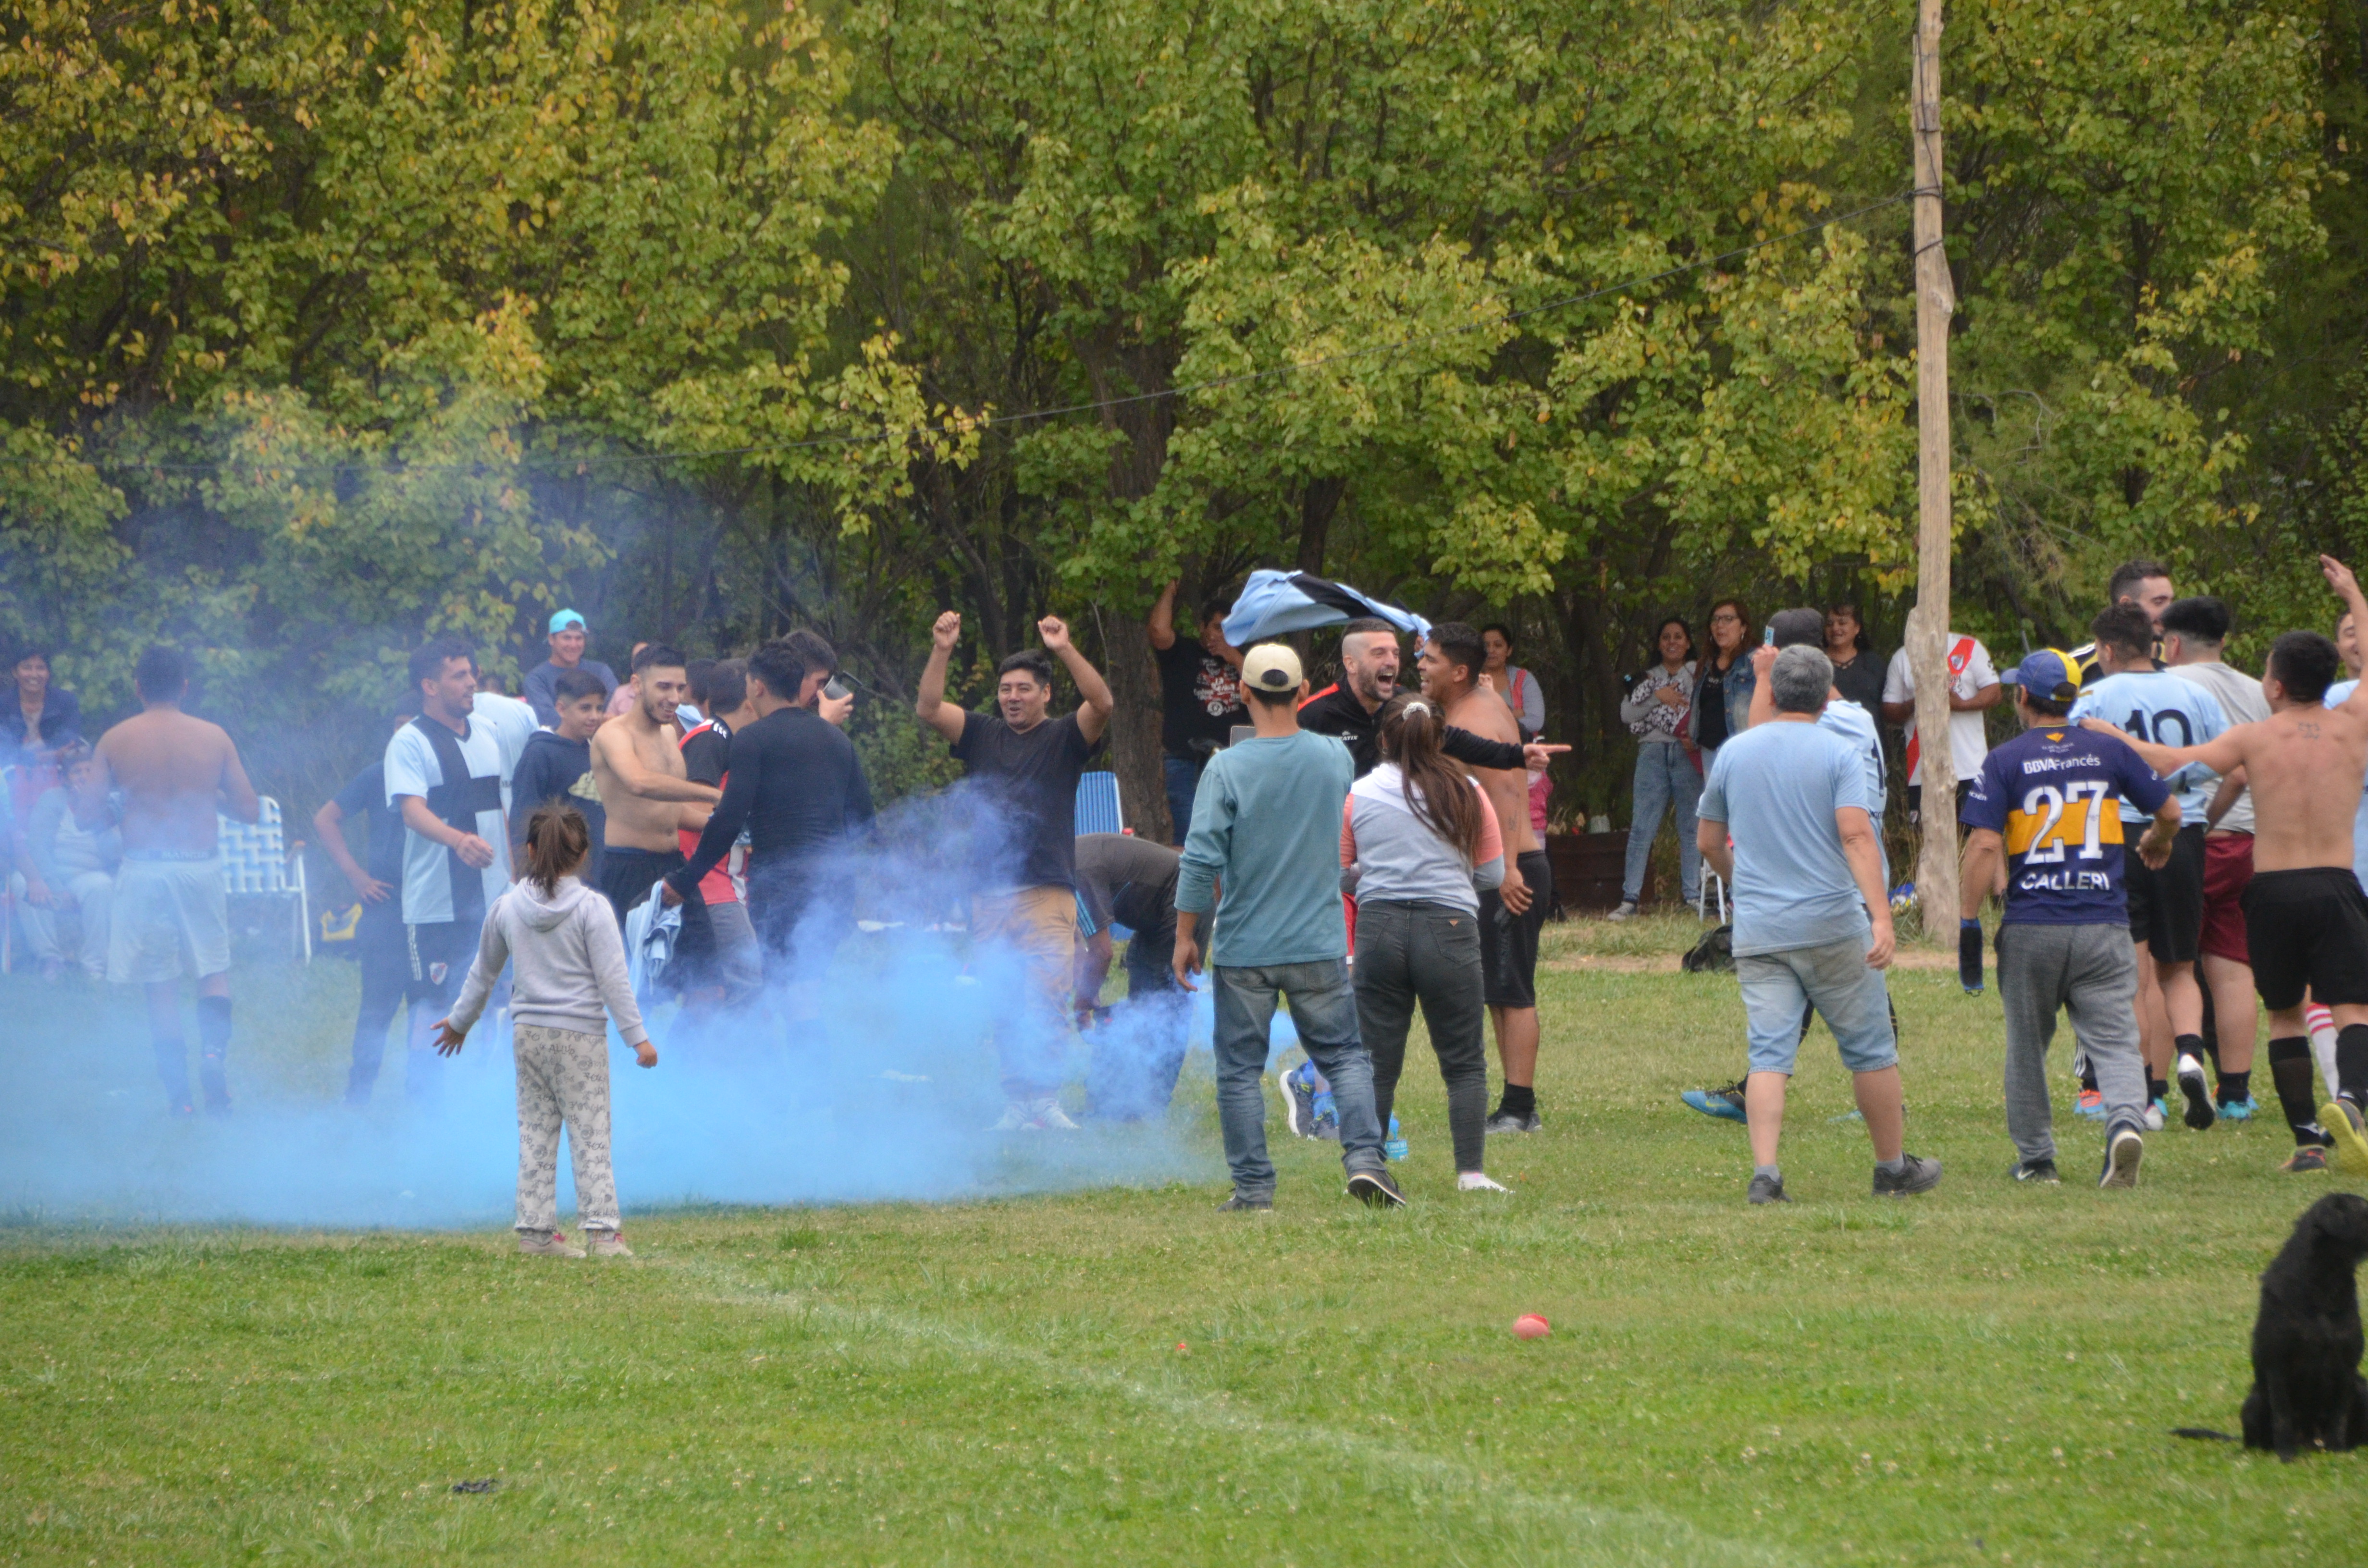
[2010,649,2080,704]
[548,609,587,634]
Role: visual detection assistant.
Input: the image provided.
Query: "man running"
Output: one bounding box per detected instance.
[522,609,619,726]
[588,643,716,928]
[385,636,511,1102]
[1422,622,1551,1135]
[1961,651,2180,1187]
[2069,604,2228,1129]
[96,647,260,1115]
[2086,556,2368,1176]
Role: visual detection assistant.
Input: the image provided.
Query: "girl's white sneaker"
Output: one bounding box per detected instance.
[518,1229,585,1258]
[587,1231,634,1259]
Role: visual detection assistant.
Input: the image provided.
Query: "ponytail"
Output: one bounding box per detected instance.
[523,803,592,895]
[1375,693,1484,859]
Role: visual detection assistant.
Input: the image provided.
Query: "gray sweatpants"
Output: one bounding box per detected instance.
[1998,922,2146,1163]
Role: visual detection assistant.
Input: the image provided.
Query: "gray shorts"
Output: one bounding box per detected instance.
[107,855,230,985]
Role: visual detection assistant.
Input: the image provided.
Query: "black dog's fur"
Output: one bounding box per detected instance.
[2177,1193,2368,1458]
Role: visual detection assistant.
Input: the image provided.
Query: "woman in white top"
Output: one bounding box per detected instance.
[1340,694,1509,1190]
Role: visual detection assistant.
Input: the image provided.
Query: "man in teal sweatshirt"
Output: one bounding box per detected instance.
[1175,643,1403,1209]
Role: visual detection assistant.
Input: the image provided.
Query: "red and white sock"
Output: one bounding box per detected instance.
[2307,1003,2340,1095]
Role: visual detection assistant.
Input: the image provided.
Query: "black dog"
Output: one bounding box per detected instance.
[2177,1193,2368,1458]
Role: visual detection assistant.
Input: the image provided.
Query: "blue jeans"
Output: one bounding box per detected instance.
[1739,936,1897,1076]
[1163,755,1206,843]
[1623,743,1702,904]
[1211,959,1385,1197]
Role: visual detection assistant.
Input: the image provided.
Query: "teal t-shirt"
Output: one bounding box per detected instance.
[1175,728,1356,967]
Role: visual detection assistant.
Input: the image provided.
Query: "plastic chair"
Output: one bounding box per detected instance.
[219,797,311,961]
[1073,772,1125,836]
[1698,870,1728,925]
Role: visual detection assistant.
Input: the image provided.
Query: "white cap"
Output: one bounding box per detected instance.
[1241,643,1303,695]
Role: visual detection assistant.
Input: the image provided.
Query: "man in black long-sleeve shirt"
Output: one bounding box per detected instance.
[661,633,874,975]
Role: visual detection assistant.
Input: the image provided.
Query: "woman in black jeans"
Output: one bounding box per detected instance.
[1340,693,1510,1192]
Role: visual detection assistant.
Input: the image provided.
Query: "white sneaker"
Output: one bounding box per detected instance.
[989,1100,1034,1131]
[1031,1097,1081,1131]
[1605,901,1639,922]
[586,1231,634,1259]
[517,1228,585,1258]
[2141,1099,2167,1133]
[1457,1172,1511,1193]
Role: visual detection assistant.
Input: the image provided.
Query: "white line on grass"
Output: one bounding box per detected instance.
[665,1256,1803,1568]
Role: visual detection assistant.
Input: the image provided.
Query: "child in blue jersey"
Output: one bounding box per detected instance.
[1963,651,2181,1187]
[2068,603,2228,1128]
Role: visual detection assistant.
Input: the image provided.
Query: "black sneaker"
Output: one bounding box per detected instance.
[1346,1169,1407,1208]
[2009,1158,2060,1184]
[2098,1125,2144,1189]
[2176,1054,2215,1130]
[1871,1152,1942,1196]
[1215,1193,1273,1212]
[1483,1108,1542,1135]
[1746,1173,1790,1204]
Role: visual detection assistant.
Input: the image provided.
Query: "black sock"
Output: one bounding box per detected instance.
[2147,1075,2168,1104]
[1498,1082,1536,1118]
[2338,1024,2368,1106]
[2173,1033,2205,1067]
[2215,1069,2250,1106]
[2268,1038,2324,1146]
[2080,1062,2099,1092]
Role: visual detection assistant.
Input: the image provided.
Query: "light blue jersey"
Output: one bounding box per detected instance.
[2069,670,2228,822]
[2326,679,2368,890]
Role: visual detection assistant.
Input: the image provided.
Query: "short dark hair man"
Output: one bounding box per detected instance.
[522,609,620,726]
[383,635,510,1102]
[917,609,1114,1131]
[94,646,259,1114]
[2069,561,2176,689]
[1147,581,1247,846]
[316,714,429,1105]
[1962,650,2181,1187]
[589,643,718,931]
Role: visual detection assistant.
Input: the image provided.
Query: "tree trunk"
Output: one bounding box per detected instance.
[1909,0,1959,935]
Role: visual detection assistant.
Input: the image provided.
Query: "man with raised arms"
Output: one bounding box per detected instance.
[97,646,260,1115]
[2083,556,2368,1175]
[588,643,717,929]
[1421,622,1552,1135]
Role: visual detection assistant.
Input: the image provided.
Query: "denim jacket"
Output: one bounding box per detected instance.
[1687,654,1755,748]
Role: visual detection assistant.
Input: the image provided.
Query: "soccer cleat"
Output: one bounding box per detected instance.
[1871,1152,1942,1197]
[587,1231,634,1259]
[1215,1193,1274,1211]
[1682,1079,1748,1124]
[1346,1168,1407,1208]
[1279,1064,1320,1139]
[2280,1147,2330,1174]
[1606,901,1639,922]
[2009,1158,2061,1184]
[2215,1096,2257,1122]
[1746,1173,1790,1205]
[2141,1098,2166,1133]
[2073,1088,2105,1120]
[2176,1055,2216,1130]
[1483,1108,1542,1135]
[1383,1114,1407,1162]
[1457,1172,1511,1193]
[518,1229,586,1258]
[2098,1127,2144,1189]
[2321,1099,2368,1176]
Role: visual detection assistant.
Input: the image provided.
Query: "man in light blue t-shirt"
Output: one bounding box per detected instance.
[1176,642,1397,1211]
[1696,645,1939,1205]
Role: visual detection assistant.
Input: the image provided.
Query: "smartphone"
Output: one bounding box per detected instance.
[1763,625,1776,646]
[822,676,851,701]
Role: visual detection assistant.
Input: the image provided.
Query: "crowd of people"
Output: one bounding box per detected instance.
[8,551,2368,1244]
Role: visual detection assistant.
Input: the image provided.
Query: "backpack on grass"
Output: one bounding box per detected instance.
[1681,923,1735,973]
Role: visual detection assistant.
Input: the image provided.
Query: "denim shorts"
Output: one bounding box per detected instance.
[1739,936,1896,1076]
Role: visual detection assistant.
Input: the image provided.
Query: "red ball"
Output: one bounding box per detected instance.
[1512,1313,1551,1340]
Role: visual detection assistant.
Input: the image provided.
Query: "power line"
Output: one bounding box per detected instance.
[12,192,1914,481]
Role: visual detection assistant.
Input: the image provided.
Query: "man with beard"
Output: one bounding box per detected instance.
[588,643,717,929]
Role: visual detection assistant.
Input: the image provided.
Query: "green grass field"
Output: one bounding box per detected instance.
[3,913,2365,1565]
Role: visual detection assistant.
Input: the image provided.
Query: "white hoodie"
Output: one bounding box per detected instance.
[446,875,650,1047]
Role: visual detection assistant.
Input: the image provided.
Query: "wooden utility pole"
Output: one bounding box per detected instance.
[1908,0,1958,935]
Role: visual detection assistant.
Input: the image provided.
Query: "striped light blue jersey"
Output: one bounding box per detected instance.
[2068,670,2228,822]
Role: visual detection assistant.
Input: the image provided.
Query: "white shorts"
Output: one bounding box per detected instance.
[107,855,230,984]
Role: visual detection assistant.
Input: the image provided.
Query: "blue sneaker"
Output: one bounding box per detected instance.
[2217,1096,2257,1122]
[1383,1114,1408,1162]
[1682,1079,1748,1124]
[1278,1063,1319,1138]
[1311,1090,1340,1141]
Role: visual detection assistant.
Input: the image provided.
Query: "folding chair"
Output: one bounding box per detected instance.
[1073,772,1126,837]
[1698,870,1728,925]
[219,797,312,961]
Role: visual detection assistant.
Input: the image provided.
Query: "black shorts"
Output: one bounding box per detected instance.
[1907,778,1976,826]
[1478,849,1553,1009]
[356,902,410,997]
[597,845,688,931]
[2240,867,2368,1011]
[2125,824,2206,962]
[402,918,478,1005]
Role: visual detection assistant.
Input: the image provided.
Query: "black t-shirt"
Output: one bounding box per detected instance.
[952,709,1097,889]
[670,708,875,895]
[1829,652,1886,717]
[1696,663,1730,749]
[331,762,406,885]
[1074,832,1180,937]
[1154,639,1246,758]
[1296,684,1530,778]
[681,719,732,788]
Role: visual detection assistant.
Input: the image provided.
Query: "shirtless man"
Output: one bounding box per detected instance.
[2084,556,2368,1175]
[589,642,717,931]
[97,646,259,1115]
[1420,621,1552,1134]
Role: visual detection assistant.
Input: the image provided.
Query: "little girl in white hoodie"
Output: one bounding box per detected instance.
[436,803,656,1258]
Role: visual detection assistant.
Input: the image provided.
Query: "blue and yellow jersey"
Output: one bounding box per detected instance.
[1962,723,2172,926]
